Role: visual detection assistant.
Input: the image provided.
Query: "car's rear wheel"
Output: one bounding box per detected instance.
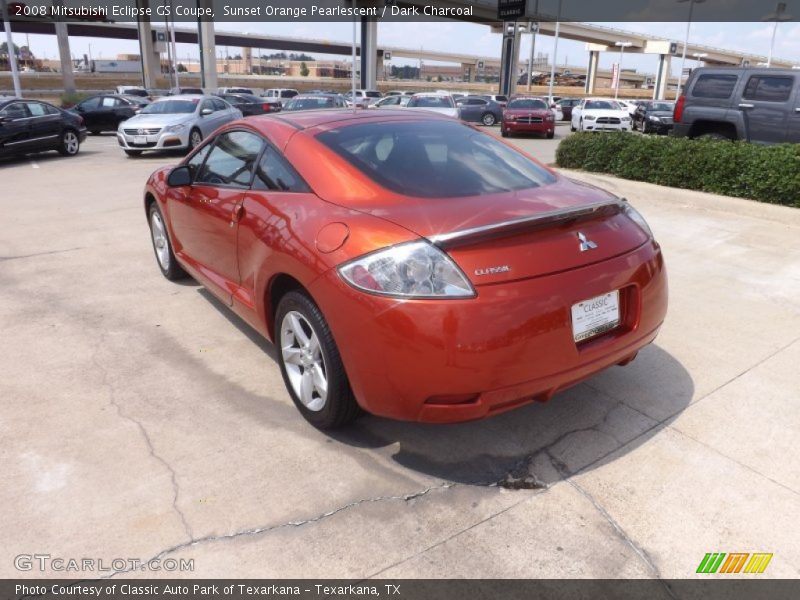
[125,150,143,157]
[57,130,80,156]
[481,112,496,126]
[276,291,359,429]
[698,131,732,141]
[148,203,186,281]
[189,128,203,150]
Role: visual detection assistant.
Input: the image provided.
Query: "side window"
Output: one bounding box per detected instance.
[78,97,101,111]
[0,103,30,119]
[196,131,264,187]
[25,102,48,117]
[44,104,61,115]
[212,98,228,111]
[743,76,794,102]
[252,145,309,192]
[200,100,214,114]
[101,97,119,108]
[186,143,213,181]
[691,74,739,99]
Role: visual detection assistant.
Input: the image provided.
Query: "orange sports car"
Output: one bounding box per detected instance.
[144,109,667,428]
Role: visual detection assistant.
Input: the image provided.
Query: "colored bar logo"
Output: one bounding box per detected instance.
[696,553,773,574]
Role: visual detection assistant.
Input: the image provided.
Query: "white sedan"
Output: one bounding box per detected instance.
[570,98,632,133]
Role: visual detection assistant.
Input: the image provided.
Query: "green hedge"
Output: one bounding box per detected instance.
[555,133,800,208]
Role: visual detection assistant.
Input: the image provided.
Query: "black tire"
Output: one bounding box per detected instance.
[642,121,648,134]
[501,128,509,137]
[570,123,576,132]
[148,203,187,281]
[546,130,555,139]
[57,129,80,156]
[125,150,143,157]
[275,291,359,429]
[698,131,732,141]
[481,112,496,126]
[188,128,203,151]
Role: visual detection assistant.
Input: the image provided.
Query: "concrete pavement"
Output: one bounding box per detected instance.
[1,135,798,581]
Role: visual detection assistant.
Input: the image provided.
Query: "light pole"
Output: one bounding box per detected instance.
[764,2,791,67]
[0,0,21,97]
[547,0,562,101]
[675,0,706,99]
[614,41,632,99]
[526,0,539,91]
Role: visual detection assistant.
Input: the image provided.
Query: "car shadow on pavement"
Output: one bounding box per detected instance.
[197,287,692,487]
[332,345,693,487]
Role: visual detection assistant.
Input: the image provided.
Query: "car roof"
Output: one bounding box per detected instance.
[156,94,205,101]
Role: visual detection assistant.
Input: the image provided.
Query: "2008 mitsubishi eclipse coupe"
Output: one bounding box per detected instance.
[144,109,667,429]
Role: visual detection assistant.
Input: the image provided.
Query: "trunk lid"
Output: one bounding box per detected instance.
[364,177,649,285]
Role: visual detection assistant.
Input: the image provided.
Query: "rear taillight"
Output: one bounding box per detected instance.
[674,95,685,123]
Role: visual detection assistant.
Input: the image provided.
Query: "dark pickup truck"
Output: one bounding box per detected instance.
[672,67,800,144]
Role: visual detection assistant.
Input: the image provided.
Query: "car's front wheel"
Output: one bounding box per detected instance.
[189,128,203,150]
[481,112,496,126]
[148,203,186,281]
[276,291,359,429]
[57,129,80,156]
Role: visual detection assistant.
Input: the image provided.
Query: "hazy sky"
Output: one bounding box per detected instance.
[14,20,800,77]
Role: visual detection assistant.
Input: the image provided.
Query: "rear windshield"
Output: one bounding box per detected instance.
[408,96,455,108]
[508,99,548,110]
[280,90,298,98]
[365,91,382,98]
[691,74,738,99]
[316,121,556,198]
[285,97,335,110]
[649,102,674,111]
[142,100,197,114]
[229,94,263,103]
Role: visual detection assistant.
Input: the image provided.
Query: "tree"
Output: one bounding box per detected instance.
[177,63,187,73]
[300,62,309,77]
[0,41,20,57]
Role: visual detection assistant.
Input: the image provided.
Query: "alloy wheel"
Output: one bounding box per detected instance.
[63,131,79,155]
[150,211,170,271]
[281,311,328,412]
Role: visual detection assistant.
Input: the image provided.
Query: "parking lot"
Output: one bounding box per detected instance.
[2,131,799,582]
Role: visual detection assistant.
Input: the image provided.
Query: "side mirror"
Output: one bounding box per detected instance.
[167,165,192,187]
[201,108,213,116]
[0,116,7,125]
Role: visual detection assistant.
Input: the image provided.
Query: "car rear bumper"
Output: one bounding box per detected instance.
[116,129,190,151]
[310,241,668,423]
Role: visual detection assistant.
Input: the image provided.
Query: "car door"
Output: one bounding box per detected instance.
[463,98,485,122]
[235,140,314,317]
[24,102,63,149]
[95,96,123,131]
[0,102,33,154]
[196,99,220,136]
[739,74,794,143]
[168,130,265,301]
[74,96,102,130]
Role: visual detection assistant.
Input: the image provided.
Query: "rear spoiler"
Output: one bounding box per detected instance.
[427,198,625,250]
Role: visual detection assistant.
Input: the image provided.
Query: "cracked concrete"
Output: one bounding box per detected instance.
[2,137,799,579]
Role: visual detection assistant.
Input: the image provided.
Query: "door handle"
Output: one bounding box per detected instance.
[229,204,244,227]
[795,107,800,113]
[738,103,754,109]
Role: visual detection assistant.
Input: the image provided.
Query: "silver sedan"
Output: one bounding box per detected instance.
[116,95,242,157]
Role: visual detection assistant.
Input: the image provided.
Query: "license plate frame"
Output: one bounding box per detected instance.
[571,290,621,343]
[133,135,147,145]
